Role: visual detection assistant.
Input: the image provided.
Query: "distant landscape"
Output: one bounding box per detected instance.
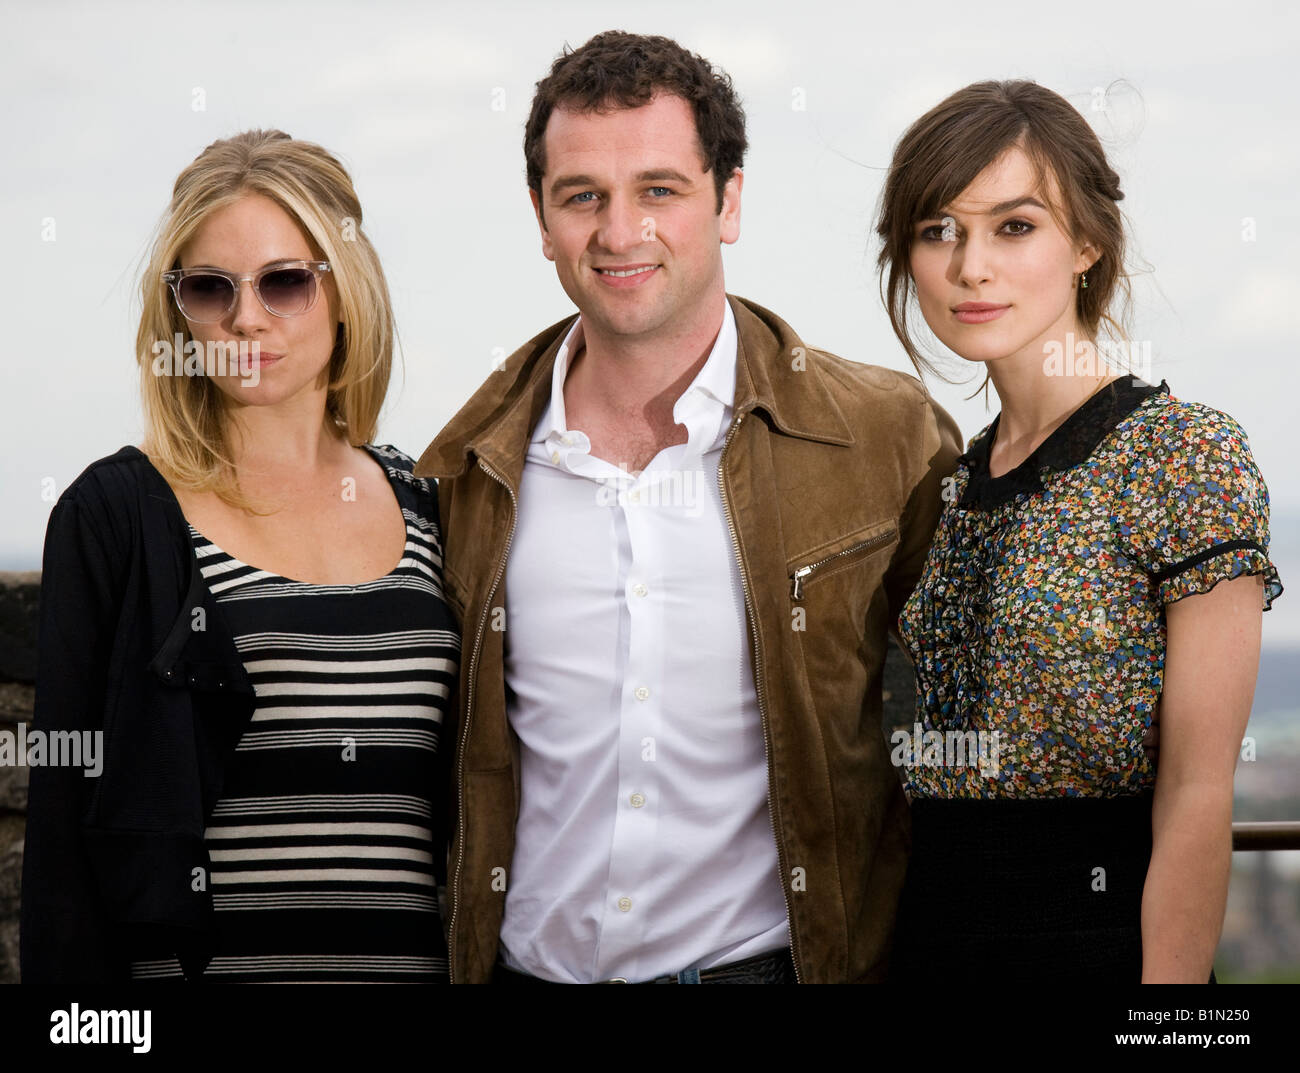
[1222,644,1300,981]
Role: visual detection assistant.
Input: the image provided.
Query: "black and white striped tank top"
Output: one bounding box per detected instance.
[130,444,459,983]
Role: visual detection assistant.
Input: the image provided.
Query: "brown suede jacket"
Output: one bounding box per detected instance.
[414,295,963,983]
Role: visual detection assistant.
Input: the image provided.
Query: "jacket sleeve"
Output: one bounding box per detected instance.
[885,390,963,634]
[20,486,127,983]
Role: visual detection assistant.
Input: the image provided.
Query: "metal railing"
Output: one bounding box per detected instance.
[1232,822,1300,851]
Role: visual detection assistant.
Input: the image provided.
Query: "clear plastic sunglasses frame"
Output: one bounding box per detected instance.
[161,260,332,322]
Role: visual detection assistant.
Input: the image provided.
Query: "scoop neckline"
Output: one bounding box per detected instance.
[183,443,412,589]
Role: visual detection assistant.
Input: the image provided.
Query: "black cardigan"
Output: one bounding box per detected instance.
[21,446,260,983]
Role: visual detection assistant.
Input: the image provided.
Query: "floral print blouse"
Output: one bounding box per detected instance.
[897,376,1283,799]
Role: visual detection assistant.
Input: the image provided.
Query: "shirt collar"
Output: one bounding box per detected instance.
[958,375,1169,509]
[676,297,738,419]
[533,299,738,453]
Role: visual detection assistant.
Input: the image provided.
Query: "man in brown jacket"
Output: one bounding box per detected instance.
[415,30,962,984]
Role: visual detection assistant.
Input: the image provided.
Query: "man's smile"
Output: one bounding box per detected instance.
[593,263,661,286]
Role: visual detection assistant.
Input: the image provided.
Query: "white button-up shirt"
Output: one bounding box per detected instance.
[498,300,790,983]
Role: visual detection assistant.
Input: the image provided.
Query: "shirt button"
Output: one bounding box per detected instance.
[563,433,575,446]
[628,489,640,503]
[634,686,650,701]
[550,451,561,464]
[617,897,633,913]
[630,792,646,808]
[632,583,648,598]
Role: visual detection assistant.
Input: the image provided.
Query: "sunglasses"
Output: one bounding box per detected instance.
[162,260,332,323]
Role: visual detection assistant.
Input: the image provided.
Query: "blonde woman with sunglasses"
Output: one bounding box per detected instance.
[21,131,458,983]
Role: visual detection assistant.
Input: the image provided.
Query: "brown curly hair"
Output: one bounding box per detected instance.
[524,30,747,218]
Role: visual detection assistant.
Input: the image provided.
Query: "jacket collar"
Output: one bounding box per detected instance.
[412,294,854,483]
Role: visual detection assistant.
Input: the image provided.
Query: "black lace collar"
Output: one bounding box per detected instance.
[958,375,1169,510]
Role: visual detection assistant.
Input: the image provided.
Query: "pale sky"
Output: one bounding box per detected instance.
[3,0,1298,637]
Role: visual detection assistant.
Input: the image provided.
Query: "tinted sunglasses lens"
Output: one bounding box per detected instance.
[176,274,235,322]
[258,267,316,315]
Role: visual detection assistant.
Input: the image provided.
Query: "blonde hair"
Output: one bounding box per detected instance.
[136,129,395,510]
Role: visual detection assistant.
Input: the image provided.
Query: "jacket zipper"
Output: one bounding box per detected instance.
[790,531,895,600]
[449,458,519,985]
[718,411,804,984]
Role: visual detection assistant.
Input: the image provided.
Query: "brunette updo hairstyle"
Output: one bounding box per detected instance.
[875,80,1133,382]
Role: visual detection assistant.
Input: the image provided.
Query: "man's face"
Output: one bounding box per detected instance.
[530,93,742,345]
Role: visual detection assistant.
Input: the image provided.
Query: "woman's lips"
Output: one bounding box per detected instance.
[953,305,1009,324]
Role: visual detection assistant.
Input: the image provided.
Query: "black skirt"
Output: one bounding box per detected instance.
[890,794,1156,983]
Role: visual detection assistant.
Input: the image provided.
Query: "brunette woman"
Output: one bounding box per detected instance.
[876,81,1281,982]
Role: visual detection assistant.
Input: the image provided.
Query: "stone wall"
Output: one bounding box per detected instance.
[0,573,39,984]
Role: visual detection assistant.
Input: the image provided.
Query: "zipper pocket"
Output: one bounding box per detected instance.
[791,528,896,600]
